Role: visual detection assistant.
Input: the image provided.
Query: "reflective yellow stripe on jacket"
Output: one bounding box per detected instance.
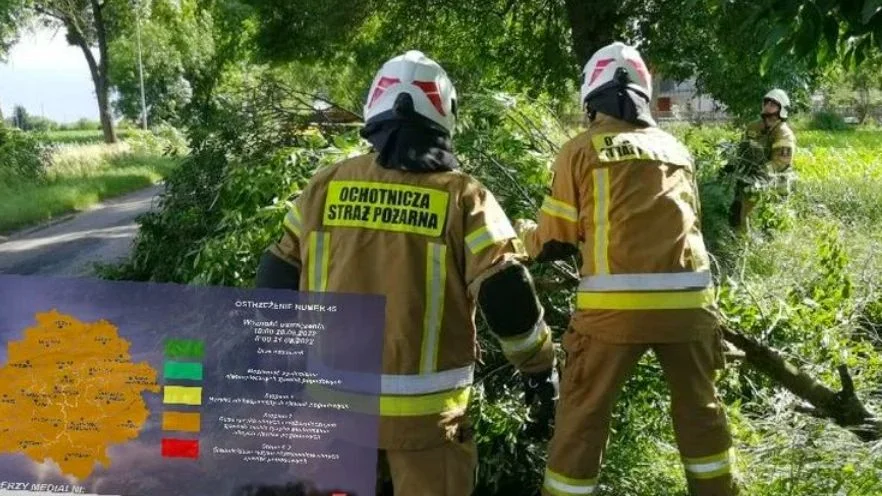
[576,272,715,310]
[541,196,578,223]
[307,231,330,292]
[305,363,473,416]
[592,168,611,275]
[421,242,447,373]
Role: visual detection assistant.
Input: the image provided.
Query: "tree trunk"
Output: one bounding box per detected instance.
[71,35,115,144]
[90,0,116,144]
[563,0,626,65]
[96,74,116,143]
[63,2,116,144]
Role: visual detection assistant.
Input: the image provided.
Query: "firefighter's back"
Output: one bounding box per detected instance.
[297,152,478,378]
[570,114,718,342]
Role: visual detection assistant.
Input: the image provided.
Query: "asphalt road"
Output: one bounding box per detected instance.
[0,184,164,277]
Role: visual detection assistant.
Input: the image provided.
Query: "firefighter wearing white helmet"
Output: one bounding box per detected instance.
[579,41,656,126]
[362,50,458,136]
[728,88,797,230]
[255,50,558,495]
[514,41,740,496]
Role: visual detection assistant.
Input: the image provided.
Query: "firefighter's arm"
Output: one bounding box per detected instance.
[462,179,555,374]
[255,198,303,290]
[768,127,796,173]
[515,145,581,263]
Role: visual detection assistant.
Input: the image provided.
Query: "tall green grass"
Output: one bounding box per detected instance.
[679,126,882,496]
[41,129,136,145]
[0,143,179,233]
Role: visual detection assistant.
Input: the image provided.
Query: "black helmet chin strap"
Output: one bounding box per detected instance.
[584,66,654,126]
[360,92,458,173]
[614,67,630,118]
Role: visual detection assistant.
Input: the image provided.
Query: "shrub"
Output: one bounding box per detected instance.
[126,123,190,157]
[0,125,51,184]
[809,110,849,131]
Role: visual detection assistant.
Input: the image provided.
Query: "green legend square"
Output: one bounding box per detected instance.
[164,361,204,381]
[164,338,204,359]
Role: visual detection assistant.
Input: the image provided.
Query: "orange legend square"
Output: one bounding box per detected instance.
[162,411,201,433]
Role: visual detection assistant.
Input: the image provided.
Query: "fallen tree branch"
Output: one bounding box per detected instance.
[721,324,881,442]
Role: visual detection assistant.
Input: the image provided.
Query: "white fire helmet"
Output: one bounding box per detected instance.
[764,88,790,119]
[580,42,652,108]
[363,50,458,135]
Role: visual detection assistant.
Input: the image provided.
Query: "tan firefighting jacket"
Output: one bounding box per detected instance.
[519,113,719,343]
[267,152,554,450]
[744,119,796,171]
[743,119,797,193]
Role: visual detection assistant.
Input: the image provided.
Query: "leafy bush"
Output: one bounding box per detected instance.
[125,123,190,157]
[0,125,51,184]
[809,110,849,131]
[98,75,365,285]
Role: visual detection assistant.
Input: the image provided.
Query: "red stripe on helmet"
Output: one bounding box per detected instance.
[412,81,446,116]
[368,76,401,108]
[589,59,615,85]
[626,58,649,85]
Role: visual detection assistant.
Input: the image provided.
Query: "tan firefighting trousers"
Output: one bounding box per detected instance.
[377,438,478,496]
[542,330,738,496]
[729,187,755,231]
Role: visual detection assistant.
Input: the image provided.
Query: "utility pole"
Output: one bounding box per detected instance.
[135,0,148,130]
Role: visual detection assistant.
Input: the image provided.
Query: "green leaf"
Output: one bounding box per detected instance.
[863,0,882,24]
[816,35,830,66]
[759,45,779,77]
[824,15,840,55]
[763,22,791,51]
[794,8,821,63]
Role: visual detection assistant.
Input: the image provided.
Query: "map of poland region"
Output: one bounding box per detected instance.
[0,309,160,480]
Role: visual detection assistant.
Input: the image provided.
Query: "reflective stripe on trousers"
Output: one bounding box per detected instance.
[683,448,736,480]
[543,469,597,495]
[542,448,734,495]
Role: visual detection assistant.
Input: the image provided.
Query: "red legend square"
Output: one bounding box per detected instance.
[161,438,199,459]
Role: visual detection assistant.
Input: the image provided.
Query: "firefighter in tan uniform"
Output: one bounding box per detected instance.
[255,50,558,495]
[515,42,739,496]
[728,89,797,230]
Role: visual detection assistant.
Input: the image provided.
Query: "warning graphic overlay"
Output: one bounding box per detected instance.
[0,310,159,480]
[0,274,383,496]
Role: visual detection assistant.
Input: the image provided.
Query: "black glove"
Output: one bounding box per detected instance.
[522,365,560,439]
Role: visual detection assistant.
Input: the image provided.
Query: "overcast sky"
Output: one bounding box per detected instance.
[0,27,99,123]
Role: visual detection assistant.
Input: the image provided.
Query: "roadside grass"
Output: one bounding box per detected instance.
[0,143,179,234]
[41,129,136,145]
